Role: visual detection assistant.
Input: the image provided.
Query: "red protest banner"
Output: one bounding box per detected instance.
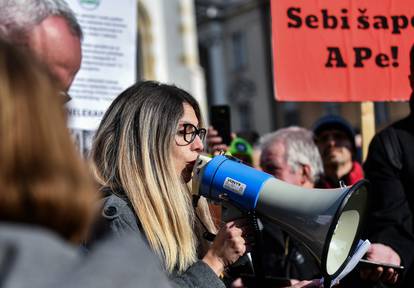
[271,0,414,102]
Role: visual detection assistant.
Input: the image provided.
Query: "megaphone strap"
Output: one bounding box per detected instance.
[192,195,216,242]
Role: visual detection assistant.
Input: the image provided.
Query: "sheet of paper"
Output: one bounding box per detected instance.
[321,239,371,287]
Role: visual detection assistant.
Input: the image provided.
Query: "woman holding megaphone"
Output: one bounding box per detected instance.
[88,81,323,288]
[88,81,254,287]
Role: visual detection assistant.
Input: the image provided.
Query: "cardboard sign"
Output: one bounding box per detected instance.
[271,0,414,102]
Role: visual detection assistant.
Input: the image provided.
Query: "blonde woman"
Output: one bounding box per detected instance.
[89,81,251,287]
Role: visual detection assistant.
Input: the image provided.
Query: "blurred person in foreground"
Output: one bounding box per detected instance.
[313,115,364,188]
[259,127,324,285]
[0,40,171,288]
[0,0,82,100]
[362,46,414,287]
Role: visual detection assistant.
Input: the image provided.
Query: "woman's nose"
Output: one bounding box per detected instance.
[192,134,204,151]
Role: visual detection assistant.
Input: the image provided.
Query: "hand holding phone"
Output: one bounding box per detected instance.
[210,105,232,145]
[358,258,403,284]
[358,259,404,273]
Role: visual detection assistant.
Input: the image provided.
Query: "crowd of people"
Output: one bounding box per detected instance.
[1,0,413,288]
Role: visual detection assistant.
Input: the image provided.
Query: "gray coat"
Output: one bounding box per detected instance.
[0,223,172,288]
[88,193,226,288]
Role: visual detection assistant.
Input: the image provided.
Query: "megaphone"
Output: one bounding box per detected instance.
[193,154,369,284]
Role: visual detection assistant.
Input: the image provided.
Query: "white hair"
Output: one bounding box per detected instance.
[0,0,82,43]
[259,126,324,183]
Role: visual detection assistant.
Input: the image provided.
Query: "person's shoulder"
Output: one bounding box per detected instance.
[99,192,141,234]
[0,224,80,287]
[384,114,413,133]
[372,114,413,146]
[0,224,77,258]
[75,233,172,288]
[102,193,131,219]
[85,192,140,248]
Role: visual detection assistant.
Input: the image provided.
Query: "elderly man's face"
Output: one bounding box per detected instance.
[315,129,353,167]
[27,16,82,92]
[260,142,303,186]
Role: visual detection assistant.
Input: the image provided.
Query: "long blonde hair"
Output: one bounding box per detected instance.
[91,81,215,273]
[0,40,96,243]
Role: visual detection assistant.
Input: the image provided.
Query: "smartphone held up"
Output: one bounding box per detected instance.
[210,105,232,145]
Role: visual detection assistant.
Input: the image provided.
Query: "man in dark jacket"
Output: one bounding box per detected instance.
[363,47,414,287]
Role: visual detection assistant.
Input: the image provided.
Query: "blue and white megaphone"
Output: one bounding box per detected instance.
[192,154,369,284]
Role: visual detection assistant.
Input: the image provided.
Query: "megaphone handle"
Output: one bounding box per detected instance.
[221,204,266,287]
[247,212,266,288]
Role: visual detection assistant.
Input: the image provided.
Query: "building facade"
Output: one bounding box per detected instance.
[138,0,207,113]
[197,0,277,136]
[196,0,410,142]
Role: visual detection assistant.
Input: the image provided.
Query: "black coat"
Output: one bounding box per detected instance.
[363,113,414,287]
[261,222,321,281]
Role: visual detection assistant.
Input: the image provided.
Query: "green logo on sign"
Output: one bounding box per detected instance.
[79,0,100,10]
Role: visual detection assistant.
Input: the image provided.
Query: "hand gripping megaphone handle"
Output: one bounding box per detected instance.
[221,202,267,287]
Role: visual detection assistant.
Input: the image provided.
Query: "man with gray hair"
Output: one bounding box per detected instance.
[258,126,324,282]
[260,126,324,188]
[0,0,82,97]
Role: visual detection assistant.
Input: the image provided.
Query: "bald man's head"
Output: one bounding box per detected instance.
[27,16,81,91]
[0,0,82,93]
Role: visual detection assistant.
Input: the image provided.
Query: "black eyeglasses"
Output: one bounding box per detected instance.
[177,123,206,146]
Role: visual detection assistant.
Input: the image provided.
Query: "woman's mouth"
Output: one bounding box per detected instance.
[182,161,197,183]
[186,160,196,172]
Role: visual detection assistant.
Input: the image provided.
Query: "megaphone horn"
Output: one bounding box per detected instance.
[192,154,369,282]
